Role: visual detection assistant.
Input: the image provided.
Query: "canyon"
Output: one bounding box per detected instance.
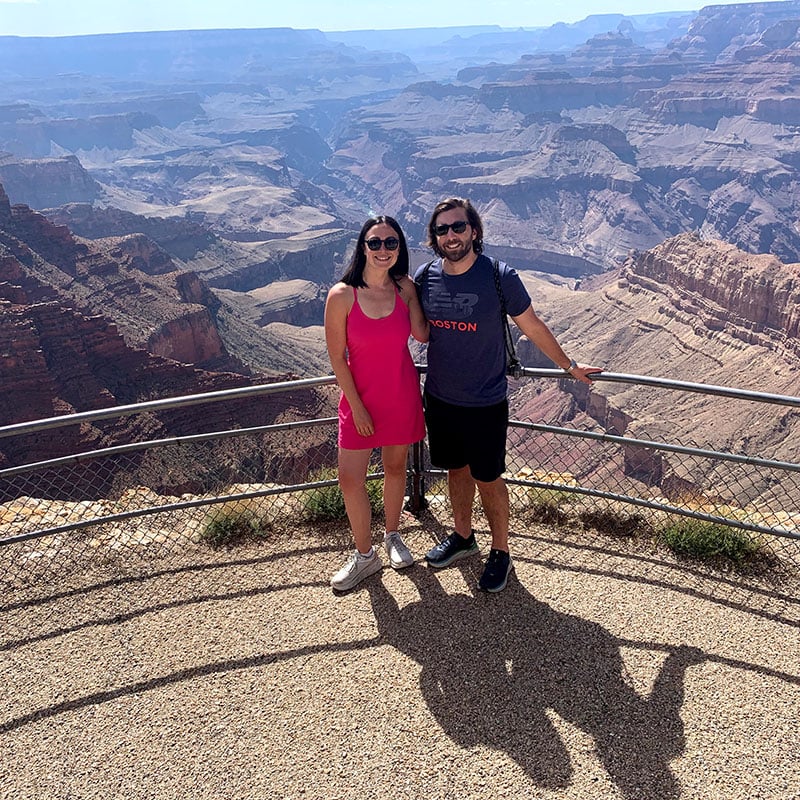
[0,2,799,486]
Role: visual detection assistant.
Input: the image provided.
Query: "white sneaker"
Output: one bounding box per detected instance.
[384,531,414,570]
[331,550,382,591]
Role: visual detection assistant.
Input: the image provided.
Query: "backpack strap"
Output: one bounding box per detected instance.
[415,259,436,301]
[420,259,435,284]
[492,258,521,376]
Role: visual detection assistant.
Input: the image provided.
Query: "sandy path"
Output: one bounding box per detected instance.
[2,519,798,800]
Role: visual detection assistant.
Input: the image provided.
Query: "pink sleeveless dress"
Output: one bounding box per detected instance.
[338,286,425,450]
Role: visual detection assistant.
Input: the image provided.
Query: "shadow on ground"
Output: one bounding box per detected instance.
[367,563,704,800]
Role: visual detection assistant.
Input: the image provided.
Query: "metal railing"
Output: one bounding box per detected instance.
[506,368,800,541]
[1,369,798,591]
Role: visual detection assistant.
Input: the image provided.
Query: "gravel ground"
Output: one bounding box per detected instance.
[2,516,799,800]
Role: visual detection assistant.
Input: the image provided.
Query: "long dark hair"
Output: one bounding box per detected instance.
[340,215,410,288]
[425,196,484,257]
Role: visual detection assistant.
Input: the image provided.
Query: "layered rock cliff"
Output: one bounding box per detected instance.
[671,1,800,62]
[507,232,800,512]
[0,181,335,490]
[0,196,246,373]
[0,154,100,208]
[44,202,351,291]
[44,203,217,262]
[623,232,800,355]
[5,5,800,277]
[247,279,325,327]
[0,291,333,495]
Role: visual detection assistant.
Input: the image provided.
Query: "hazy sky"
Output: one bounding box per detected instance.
[0,0,756,37]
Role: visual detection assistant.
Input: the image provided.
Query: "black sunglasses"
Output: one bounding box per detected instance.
[434,220,469,236]
[365,236,400,251]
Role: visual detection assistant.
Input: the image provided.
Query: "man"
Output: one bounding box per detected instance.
[414,197,601,593]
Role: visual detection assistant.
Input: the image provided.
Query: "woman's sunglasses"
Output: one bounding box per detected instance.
[365,237,400,251]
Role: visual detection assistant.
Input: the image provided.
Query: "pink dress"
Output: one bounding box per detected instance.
[338,286,425,450]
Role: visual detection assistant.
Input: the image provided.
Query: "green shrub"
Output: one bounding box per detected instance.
[302,467,383,522]
[199,505,265,549]
[660,519,763,565]
[526,487,577,525]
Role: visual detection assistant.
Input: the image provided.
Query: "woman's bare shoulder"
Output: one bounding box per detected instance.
[397,275,417,295]
[327,282,355,303]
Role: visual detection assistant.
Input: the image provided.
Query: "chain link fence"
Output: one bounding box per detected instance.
[1,370,799,595]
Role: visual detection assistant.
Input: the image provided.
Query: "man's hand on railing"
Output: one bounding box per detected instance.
[566,362,603,385]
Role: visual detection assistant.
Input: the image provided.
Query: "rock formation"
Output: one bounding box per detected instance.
[0,184,335,492]
[507,231,800,511]
[0,154,100,208]
[44,203,217,263]
[247,279,326,327]
[670,1,800,62]
[1,8,799,507]
[624,232,800,353]
[4,5,800,276]
[0,195,244,371]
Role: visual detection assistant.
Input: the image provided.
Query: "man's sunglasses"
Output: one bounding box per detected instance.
[434,220,469,236]
[365,237,400,251]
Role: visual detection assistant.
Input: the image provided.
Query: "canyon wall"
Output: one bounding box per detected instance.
[624,232,800,355]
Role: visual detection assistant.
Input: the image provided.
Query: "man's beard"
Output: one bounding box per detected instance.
[440,239,472,262]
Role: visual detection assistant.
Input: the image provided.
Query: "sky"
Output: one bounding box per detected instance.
[0,0,759,37]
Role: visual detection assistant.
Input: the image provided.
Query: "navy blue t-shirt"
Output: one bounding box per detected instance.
[414,254,531,407]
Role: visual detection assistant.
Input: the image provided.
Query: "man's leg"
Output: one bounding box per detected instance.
[448,465,476,538]
[476,476,509,552]
[423,392,479,567]
[476,476,512,591]
[425,465,479,567]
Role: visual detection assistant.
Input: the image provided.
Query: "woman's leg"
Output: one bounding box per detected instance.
[338,447,373,553]
[381,444,409,533]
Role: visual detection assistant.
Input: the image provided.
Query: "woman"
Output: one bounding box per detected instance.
[324,215,428,591]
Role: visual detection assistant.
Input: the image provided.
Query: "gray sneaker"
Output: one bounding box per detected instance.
[331,550,382,591]
[425,531,479,568]
[384,531,414,570]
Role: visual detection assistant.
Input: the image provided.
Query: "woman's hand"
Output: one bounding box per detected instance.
[351,403,374,438]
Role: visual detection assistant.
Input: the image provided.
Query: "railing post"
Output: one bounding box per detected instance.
[405,438,427,516]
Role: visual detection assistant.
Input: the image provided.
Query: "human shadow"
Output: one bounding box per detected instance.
[366,567,704,800]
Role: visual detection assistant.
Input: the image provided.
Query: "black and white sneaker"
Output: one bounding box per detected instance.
[424,531,478,568]
[478,548,512,592]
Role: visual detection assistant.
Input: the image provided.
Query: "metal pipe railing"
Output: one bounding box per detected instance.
[510,421,800,473]
[0,375,338,440]
[1,370,798,577]
[0,418,338,480]
[517,368,800,408]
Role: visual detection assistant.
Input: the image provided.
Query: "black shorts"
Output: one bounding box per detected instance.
[423,391,508,483]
